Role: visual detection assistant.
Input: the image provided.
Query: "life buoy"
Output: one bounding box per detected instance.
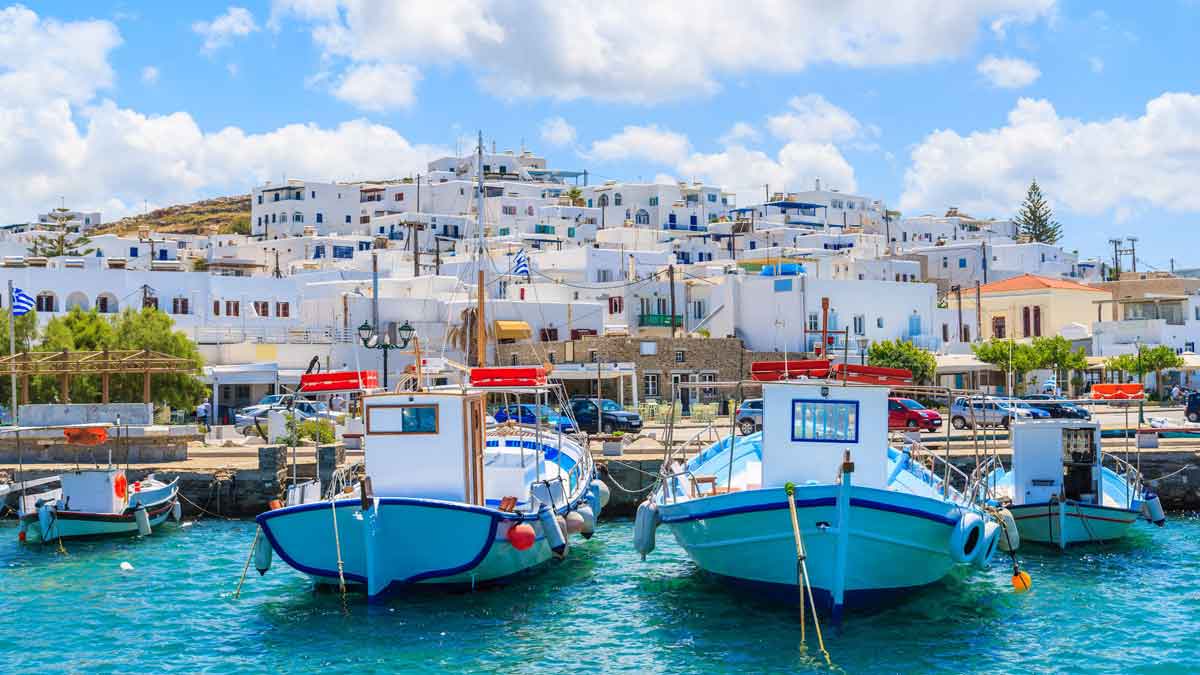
[113,473,128,500]
[64,426,108,446]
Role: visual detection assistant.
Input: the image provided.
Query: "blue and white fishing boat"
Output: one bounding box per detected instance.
[635,378,1003,623]
[10,423,181,543]
[982,418,1165,548]
[254,370,607,600]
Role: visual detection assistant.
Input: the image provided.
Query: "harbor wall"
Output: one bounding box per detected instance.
[19,403,154,426]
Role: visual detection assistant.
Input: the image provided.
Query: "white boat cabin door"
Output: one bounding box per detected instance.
[363,393,486,504]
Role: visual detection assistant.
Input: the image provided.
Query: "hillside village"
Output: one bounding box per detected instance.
[3,142,1197,418]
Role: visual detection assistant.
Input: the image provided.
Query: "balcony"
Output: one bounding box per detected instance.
[638,313,683,327]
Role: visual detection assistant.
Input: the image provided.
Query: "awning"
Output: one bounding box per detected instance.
[493,320,532,341]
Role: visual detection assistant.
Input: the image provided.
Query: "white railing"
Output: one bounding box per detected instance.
[193,325,357,345]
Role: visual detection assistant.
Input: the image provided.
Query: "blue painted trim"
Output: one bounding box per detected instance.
[1015,500,1139,516]
[396,516,500,586]
[659,494,957,527]
[790,398,860,444]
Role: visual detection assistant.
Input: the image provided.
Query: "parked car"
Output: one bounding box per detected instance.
[1009,401,1052,420]
[888,397,943,431]
[492,403,576,432]
[1024,394,1092,420]
[736,398,763,435]
[1187,392,1200,423]
[235,399,335,435]
[236,394,294,419]
[949,396,1033,429]
[569,398,643,434]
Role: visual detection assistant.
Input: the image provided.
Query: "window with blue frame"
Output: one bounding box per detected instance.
[316,213,324,223]
[668,213,677,224]
[332,245,354,259]
[313,245,325,259]
[690,215,698,225]
[958,258,967,268]
[344,215,351,224]
[129,247,138,257]
[791,400,858,442]
[707,193,716,202]
[358,241,371,251]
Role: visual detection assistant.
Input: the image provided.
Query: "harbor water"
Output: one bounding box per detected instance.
[2,515,1198,674]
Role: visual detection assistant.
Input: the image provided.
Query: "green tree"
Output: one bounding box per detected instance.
[972,338,1038,394]
[565,187,584,207]
[28,230,95,257]
[867,339,937,385]
[1030,336,1088,395]
[35,308,117,402]
[1013,179,1062,244]
[1106,347,1183,398]
[0,308,39,413]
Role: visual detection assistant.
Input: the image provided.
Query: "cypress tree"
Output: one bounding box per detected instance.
[1013,179,1062,244]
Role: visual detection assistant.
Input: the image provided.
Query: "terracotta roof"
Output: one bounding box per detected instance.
[978,273,1108,294]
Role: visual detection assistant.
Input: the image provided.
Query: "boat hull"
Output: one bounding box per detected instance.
[257,496,570,599]
[658,484,962,617]
[20,497,177,542]
[1009,501,1138,547]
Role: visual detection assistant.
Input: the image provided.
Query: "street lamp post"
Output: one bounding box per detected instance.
[857,337,869,366]
[358,320,416,389]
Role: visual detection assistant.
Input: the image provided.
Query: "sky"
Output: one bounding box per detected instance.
[4,1,1200,267]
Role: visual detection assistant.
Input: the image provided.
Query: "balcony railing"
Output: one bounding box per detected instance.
[638,313,683,327]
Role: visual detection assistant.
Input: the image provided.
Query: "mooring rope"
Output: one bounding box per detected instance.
[784,481,832,668]
[178,491,234,521]
[329,498,347,596]
[233,526,261,599]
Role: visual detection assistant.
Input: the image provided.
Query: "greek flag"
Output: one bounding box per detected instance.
[10,287,34,316]
[511,248,530,277]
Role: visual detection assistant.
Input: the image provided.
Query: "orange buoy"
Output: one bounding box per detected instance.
[268,499,284,511]
[507,523,536,550]
[114,473,128,499]
[1012,569,1032,593]
[18,529,26,543]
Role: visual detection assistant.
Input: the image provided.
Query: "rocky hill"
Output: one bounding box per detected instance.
[96,195,251,236]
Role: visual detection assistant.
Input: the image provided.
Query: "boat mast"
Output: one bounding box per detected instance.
[475,131,487,368]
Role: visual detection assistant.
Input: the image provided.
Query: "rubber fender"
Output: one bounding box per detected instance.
[972,519,1001,569]
[996,508,1020,552]
[633,499,661,560]
[949,510,985,564]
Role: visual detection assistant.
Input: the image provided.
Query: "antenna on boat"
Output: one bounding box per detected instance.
[475,131,487,368]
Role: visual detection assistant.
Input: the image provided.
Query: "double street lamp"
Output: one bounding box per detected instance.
[358,320,416,389]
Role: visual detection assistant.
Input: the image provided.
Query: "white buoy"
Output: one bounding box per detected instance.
[1142,493,1166,526]
[576,504,596,539]
[996,508,1020,552]
[119,561,134,571]
[633,499,660,560]
[135,505,152,536]
[254,529,273,575]
[564,510,586,536]
[171,501,182,523]
[592,479,611,509]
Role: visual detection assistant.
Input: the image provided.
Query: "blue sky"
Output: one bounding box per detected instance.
[5,1,1200,267]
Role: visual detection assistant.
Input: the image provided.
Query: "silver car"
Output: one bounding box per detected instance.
[736,398,763,435]
[949,396,1031,429]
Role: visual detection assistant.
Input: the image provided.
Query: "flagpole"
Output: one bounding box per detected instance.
[8,280,17,427]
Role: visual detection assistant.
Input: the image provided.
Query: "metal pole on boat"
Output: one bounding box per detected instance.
[832,450,853,626]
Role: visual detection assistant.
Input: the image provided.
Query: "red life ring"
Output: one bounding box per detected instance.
[114,473,128,499]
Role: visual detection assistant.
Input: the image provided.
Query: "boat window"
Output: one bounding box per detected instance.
[791,399,858,443]
[367,404,439,434]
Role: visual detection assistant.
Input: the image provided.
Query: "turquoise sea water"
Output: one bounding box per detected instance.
[2,515,1198,674]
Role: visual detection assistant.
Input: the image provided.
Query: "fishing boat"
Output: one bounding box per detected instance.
[635,364,1006,623]
[253,366,607,599]
[12,424,181,543]
[981,417,1165,548]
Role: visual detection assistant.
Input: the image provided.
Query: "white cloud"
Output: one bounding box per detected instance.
[588,125,690,165]
[0,5,120,105]
[273,0,1057,105]
[899,93,1200,219]
[141,66,160,85]
[332,63,420,111]
[767,94,865,143]
[539,116,576,147]
[0,7,448,222]
[193,7,258,52]
[719,122,761,146]
[586,98,864,205]
[977,55,1041,88]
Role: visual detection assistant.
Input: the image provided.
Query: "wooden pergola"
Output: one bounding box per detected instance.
[0,349,197,404]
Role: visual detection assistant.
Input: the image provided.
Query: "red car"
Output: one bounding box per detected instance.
[888,397,942,431]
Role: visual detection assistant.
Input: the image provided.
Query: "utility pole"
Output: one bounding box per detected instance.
[668,264,677,338]
[415,173,420,212]
[952,285,964,342]
[1109,238,1123,280]
[371,250,379,336]
[974,280,982,343]
[434,238,442,275]
[1128,236,1138,273]
[410,222,420,278]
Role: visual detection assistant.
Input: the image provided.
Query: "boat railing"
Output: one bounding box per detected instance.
[324,460,364,500]
[904,438,977,506]
[490,423,593,498]
[1102,452,1144,494]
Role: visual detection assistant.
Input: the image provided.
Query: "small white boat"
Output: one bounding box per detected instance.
[18,470,181,543]
[255,370,605,599]
[983,418,1164,548]
[637,377,1005,624]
